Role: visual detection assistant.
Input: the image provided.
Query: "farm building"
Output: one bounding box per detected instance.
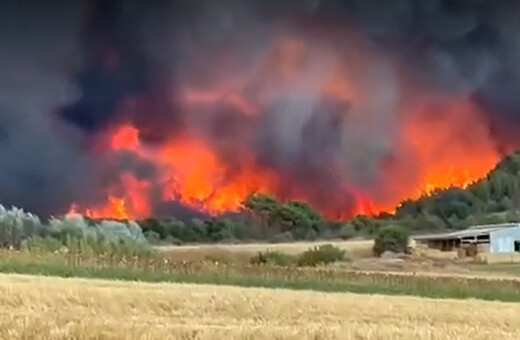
[413,223,520,263]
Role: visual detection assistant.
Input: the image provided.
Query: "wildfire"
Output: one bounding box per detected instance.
[71,124,279,219]
[403,98,499,198]
[71,106,497,221]
[85,196,128,220]
[68,37,501,221]
[110,124,140,151]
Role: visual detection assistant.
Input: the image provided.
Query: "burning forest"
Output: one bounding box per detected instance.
[1,0,519,221]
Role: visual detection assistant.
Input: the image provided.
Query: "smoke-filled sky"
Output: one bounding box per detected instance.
[1,0,520,219]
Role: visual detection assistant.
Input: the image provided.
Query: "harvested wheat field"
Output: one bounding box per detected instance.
[158,239,373,254]
[158,239,374,261]
[0,274,519,340]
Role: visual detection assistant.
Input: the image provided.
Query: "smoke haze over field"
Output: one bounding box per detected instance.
[1,0,520,219]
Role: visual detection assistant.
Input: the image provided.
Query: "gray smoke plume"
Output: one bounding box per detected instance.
[0,2,94,215]
[1,0,520,218]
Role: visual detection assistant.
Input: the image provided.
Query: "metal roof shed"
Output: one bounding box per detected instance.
[489,226,520,254]
[413,223,520,254]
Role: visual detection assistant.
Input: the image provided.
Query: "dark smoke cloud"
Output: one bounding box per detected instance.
[2,0,520,218]
[58,1,149,132]
[0,1,95,215]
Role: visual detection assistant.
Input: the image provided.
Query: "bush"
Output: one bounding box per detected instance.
[137,218,165,238]
[164,235,183,246]
[97,219,149,245]
[269,232,293,243]
[204,218,242,242]
[293,227,319,241]
[250,250,296,266]
[144,230,161,244]
[22,236,63,253]
[43,214,152,256]
[297,244,346,267]
[48,214,149,245]
[484,213,507,225]
[0,205,44,248]
[373,225,410,256]
[337,223,356,240]
[351,215,380,235]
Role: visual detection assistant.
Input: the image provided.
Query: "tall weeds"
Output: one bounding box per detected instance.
[0,248,519,302]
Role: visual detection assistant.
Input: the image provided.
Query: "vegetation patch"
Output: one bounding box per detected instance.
[0,249,519,302]
[297,244,347,267]
[250,250,296,266]
[373,225,410,256]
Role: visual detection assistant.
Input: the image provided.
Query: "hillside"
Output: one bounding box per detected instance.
[392,150,520,232]
[115,151,520,244]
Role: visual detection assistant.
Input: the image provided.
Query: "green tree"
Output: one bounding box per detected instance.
[243,193,281,236]
[373,225,410,256]
[243,193,279,214]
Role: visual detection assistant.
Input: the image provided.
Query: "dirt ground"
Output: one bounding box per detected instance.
[157,239,520,277]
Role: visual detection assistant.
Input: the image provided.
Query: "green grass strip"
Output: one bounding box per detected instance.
[0,260,518,302]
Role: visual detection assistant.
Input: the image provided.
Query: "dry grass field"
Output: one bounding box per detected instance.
[0,274,519,340]
[156,239,520,277]
[157,239,374,263]
[159,239,374,255]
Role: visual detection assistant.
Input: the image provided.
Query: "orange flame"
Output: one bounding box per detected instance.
[110,124,140,151]
[68,37,502,221]
[403,98,499,198]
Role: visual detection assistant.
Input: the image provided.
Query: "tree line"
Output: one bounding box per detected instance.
[4,150,518,249]
[139,150,520,245]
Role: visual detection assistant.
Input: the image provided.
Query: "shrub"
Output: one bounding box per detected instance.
[164,235,183,245]
[250,250,296,266]
[291,227,310,240]
[351,215,380,235]
[47,214,96,241]
[373,224,410,256]
[300,228,319,241]
[337,223,356,240]
[269,232,293,243]
[49,214,148,245]
[297,244,346,267]
[484,213,507,225]
[144,230,161,244]
[22,236,63,253]
[138,218,169,239]
[0,205,44,248]
[204,218,242,242]
[97,220,148,245]
[44,214,152,256]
